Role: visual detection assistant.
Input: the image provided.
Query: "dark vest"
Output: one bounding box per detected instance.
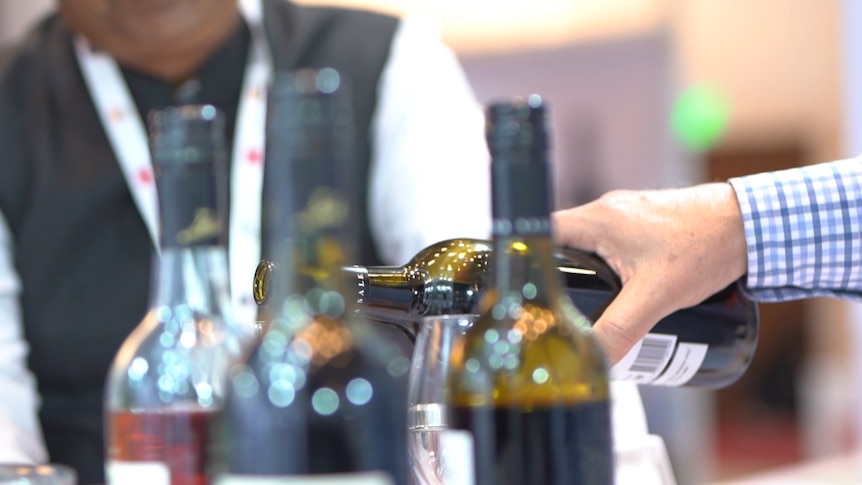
[0,2,398,483]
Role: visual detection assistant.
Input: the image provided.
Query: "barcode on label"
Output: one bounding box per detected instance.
[629,334,676,374]
[610,333,678,383]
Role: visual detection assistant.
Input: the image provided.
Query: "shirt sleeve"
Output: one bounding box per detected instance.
[0,211,47,463]
[728,156,862,302]
[368,16,492,266]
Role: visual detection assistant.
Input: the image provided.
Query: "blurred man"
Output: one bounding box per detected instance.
[0,0,492,481]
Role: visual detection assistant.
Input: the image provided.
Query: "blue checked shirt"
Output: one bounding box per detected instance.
[728,157,862,302]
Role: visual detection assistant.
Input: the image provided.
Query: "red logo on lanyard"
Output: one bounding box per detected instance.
[137,167,153,185]
[109,107,123,123]
[246,148,262,164]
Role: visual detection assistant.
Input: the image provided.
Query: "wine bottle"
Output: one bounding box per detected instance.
[255,236,758,389]
[209,68,408,485]
[446,95,613,485]
[104,105,247,485]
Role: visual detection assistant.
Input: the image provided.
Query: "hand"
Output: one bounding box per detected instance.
[552,183,748,364]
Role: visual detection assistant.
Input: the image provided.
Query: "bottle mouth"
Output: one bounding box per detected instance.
[147,104,228,167]
[485,94,549,160]
[272,68,343,96]
[252,260,276,305]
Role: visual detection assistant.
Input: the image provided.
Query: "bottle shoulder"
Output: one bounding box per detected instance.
[449,301,610,407]
[403,238,492,283]
[105,308,245,411]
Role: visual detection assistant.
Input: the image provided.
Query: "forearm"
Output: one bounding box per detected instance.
[729,157,862,302]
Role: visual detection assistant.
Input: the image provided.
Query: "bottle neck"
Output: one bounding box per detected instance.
[343,238,494,341]
[486,104,563,321]
[489,232,564,310]
[346,266,415,317]
[344,265,421,341]
[150,246,233,325]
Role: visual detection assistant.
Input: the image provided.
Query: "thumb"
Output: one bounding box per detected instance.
[589,278,671,365]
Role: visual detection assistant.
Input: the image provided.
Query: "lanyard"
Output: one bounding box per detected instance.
[73,0,271,323]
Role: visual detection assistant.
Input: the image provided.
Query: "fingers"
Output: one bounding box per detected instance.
[551,205,599,252]
[589,278,672,365]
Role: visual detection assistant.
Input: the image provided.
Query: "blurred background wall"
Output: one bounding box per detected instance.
[0,1,53,45]
[1,1,857,483]
[844,0,862,470]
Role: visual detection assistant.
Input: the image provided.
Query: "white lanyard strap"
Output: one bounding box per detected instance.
[73,0,271,322]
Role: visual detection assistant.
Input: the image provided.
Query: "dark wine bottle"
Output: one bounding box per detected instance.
[104,105,248,485]
[209,68,408,485]
[255,236,758,389]
[446,95,613,485]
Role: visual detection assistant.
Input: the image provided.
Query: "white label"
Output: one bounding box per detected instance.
[440,430,475,485]
[610,334,677,383]
[213,471,393,485]
[105,461,170,485]
[651,342,709,386]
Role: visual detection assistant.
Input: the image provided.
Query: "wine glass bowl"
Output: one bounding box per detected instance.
[407,314,476,485]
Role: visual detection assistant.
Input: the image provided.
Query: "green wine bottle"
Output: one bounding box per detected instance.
[446,95,614,485]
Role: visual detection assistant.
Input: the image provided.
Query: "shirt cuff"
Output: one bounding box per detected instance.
[728,158,862,302]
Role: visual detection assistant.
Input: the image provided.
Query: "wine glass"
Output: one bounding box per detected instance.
[407,314,476,485]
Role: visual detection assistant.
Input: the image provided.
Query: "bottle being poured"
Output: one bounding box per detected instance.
[255,238,758,389]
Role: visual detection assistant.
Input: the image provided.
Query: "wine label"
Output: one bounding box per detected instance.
[348,265,369,313]
[213,471,393,485]
[156,157,226,249]
[105,460,169,485]
[651,342,709,386]
[611,334,708,386]
[439,430,476,485]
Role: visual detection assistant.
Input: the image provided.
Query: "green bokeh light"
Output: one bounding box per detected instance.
[671,84,730,152]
